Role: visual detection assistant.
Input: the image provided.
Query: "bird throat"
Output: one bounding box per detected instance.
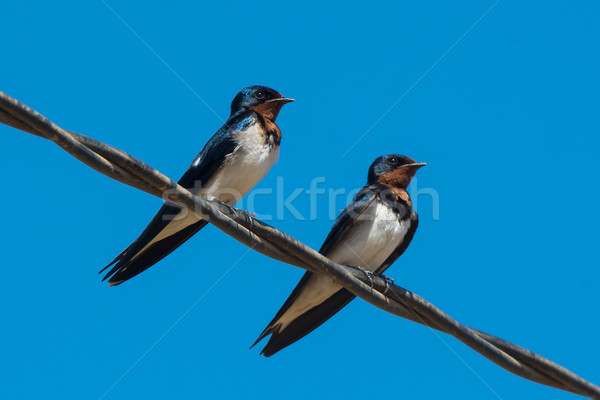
[252,102,285,121]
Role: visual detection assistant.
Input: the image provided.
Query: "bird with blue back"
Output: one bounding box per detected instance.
[253,154,425,356]
[100,86,293,286]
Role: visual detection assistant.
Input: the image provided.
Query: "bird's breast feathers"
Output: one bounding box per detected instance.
[327,200,410,269]
[275,200,410,330]
[200,121,279,204]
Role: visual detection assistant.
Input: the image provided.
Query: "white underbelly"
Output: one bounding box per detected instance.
[327,203,408,269]
[277,201,410,329]
[200,142,279,204]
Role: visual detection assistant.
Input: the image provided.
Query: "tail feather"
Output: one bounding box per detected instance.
[100,243,134,280]
[250,325,275,350]
[101,220,208,286]
[98,245,131,276]
[255,288,356,357]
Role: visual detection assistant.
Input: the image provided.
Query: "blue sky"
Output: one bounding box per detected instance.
[1,1,599,399]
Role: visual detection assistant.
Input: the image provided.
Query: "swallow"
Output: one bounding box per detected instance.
[252,154,425,356]
[100,86,293,286]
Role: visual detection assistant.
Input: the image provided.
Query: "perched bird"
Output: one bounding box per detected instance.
[100,86,293,286]
[252,154,425,356]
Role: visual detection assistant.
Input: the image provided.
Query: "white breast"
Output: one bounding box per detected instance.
[327,202,408,270]
[276,201,410,329]
[200,123,279,204]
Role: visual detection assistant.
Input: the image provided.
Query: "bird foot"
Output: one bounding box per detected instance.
[380,274,394,294]
[356,266,374,289]
[215,200,255,226]
[239,209,256,219]
[215,199,236,213]
[238,209,256,228]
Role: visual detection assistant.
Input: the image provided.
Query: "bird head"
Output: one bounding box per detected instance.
[367,154,426,188]
[230,85,294,121]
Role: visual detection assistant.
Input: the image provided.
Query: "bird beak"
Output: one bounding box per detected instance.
[404,162,427,169]
[267,97,295,104]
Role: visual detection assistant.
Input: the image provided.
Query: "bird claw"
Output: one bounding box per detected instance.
[215,200,255,218]
[214,200,255,228]
[239,209,256,219]
[380,274,394,295]
[215,199,235,213]
[356,266,374,289]
[239,209,256,229]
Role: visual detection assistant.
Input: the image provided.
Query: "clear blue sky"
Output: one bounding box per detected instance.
[1,1,599,399]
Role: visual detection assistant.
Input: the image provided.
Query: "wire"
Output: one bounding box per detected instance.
[1,90,598,399]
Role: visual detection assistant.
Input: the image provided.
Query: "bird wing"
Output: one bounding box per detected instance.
[176,113,253,188]
[100,114,255,286]
[318,186,378,256]
[252,187,378,356]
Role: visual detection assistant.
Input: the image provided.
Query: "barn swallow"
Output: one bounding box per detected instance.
[100,86,293,286]
[252,154,425,357]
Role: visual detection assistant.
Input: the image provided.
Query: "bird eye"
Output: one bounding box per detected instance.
[389,157,399,165]
[254,91,265,100]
